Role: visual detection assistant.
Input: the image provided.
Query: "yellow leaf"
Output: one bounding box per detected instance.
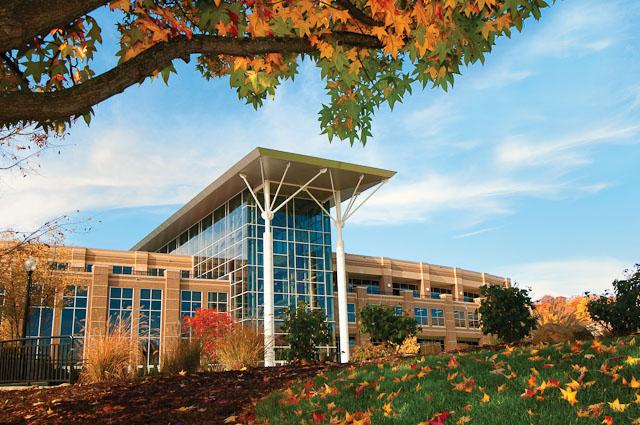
[317,41,334,60]
[480,392,490,403]
[626,356,640,366]
[497,384,506,393]
[109,0,131,12]
[457,416,471,424]
[224,416,237,423]
[560,387,578,406]
[608,398,628,412]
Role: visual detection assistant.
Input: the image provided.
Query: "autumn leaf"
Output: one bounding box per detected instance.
[224,416,237,423]
[608,399,628,412]
[602,416,613,425]
[312,411,327,423]
[480,392,490,403]
[560,387,578,406]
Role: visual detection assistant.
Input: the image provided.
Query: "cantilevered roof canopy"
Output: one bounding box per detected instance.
[131,147,395,252]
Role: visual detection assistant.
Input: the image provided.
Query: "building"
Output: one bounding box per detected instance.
[7,148,510,365]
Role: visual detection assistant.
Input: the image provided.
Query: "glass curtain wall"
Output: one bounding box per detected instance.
[158,189,336,360]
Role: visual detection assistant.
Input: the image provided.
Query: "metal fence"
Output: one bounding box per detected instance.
[0,336,81,385]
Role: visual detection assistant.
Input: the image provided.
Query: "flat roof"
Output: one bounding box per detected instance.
[131,147,396,252]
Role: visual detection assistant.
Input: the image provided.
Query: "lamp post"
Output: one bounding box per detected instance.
[21,256,37,341]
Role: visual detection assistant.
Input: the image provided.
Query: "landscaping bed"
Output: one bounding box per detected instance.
[0,363,343,424]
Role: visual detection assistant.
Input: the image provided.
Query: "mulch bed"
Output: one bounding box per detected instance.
[0,363,344,425]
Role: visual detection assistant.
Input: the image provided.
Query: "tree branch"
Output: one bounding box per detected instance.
[1,52,30,90]
[0,32,382,124]
[0,0,110,54]
[334,0,383,27]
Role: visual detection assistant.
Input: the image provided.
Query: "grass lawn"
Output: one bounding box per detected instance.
[256,337,640,424]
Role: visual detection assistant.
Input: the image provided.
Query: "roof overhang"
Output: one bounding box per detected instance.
[131,147,395,252]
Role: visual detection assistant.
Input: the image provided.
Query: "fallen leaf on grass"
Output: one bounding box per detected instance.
[608,399,628,412]
[560,387,578,406]
[224,416,237,423]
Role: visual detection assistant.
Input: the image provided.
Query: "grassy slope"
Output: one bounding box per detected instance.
[256,338,640,424]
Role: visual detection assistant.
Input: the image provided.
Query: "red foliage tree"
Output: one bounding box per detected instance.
[183,308,233,360]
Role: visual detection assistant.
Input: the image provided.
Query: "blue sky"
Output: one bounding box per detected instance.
[1,0,638,298]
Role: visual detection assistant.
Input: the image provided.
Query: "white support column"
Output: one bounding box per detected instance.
[334,190,350,364]
[262,181,276,367]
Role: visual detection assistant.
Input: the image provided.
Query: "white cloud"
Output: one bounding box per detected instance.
[470,68,532,90]
[348,173,587,226]
[526,0,620,59]
[454,226,503,239]
[494,124,640,170]
[501,257,629,299]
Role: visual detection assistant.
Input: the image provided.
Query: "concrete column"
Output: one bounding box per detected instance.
[401,290,414,317]
[380,257,393,295]
[453,268,461,301]
[162,270,181,365]
[262,181,276,367]
[419,262,431,299]
[355,286,369,344]
[135,251,149,274]
[334,190,350,363]
[87,265,109,341]
[441,294,457,351]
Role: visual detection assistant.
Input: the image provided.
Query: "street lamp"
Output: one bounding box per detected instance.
[21,256,37,340]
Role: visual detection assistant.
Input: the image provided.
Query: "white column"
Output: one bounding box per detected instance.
[262,181,276,366]
[334,190,350,363]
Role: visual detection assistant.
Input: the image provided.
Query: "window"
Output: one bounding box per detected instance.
[85,263,93,273]
[181,270,190,279]
[181,290,201,337]
[430,287,452,299]
[112,265,133,275]
[50,262,68,271]
[347,303,356,323]
[468,311,480,328]
[349,335,357,346]
[147,268,165,277]
[463,291,479,303]
[454,310,466,328]
[108,287,134,332]
[414,307,428,326]
[208,291,228,312]
[61,286,88,360]
[61,286,87,337]
[139,289,162,366]
[348,278,380,295]
[394,306,403,316]
[430,308,445,326]
[27,306,53,341]
[393,282,419,297]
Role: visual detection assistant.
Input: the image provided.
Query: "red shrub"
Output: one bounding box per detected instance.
[183,308,233,360]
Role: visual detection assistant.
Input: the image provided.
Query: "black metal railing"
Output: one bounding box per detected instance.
[0,336,82,385]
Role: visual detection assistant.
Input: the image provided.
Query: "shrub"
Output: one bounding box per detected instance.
[81,320,141,383]
[163,338,203,375]
[281,303,331,362]
[183,308,233,361]
[350,341,395,362]
[215,324,263,370]
[396,335,420,356]
[478,284,537,344]
[531,323,593,344]
[587,264,640,336]
[358,304,417,345]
